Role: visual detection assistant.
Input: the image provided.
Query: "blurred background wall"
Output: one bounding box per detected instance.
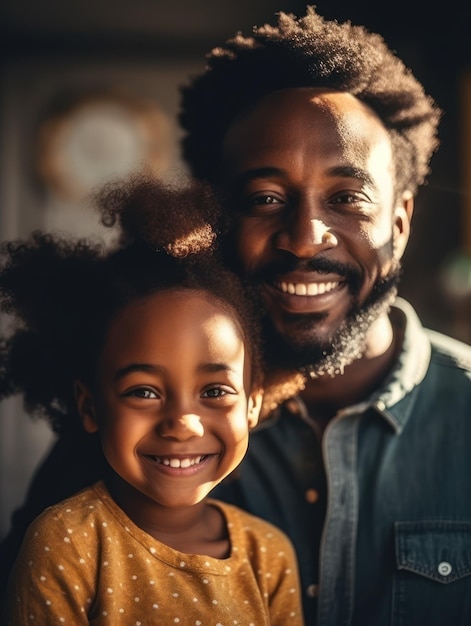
[1,0,470,540]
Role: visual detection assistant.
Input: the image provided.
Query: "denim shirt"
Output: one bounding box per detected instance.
[213,298,471,626]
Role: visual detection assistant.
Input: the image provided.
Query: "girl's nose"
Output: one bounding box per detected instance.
[157,413,205,440]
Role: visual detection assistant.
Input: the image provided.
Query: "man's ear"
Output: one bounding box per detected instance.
[393,190,414,261]
[74,380,98,433]
[247,389,263,430]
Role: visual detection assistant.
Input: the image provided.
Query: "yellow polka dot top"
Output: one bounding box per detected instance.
[6,481,304,625]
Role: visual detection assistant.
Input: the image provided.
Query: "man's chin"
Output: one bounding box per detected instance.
[263,281,399,378]
[263,323,338,372]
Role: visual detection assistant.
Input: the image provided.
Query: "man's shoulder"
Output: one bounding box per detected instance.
[393,298,471,374]
[425,328,471,372]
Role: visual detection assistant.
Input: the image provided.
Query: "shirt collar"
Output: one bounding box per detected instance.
[283,298,431,434]
[365,297,431,432]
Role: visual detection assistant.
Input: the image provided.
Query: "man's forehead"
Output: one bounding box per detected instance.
[234,86,373,117]
[221,87,392,171]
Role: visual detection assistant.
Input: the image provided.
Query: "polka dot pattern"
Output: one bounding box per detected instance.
[6,482,303,625]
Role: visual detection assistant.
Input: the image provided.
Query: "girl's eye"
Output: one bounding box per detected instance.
[128,388,158,399]
[201,386,234,399]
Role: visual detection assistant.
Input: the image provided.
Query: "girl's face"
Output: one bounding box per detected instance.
[76,289,261,509]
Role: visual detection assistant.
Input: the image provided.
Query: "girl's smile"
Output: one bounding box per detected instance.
[77,288,261,520]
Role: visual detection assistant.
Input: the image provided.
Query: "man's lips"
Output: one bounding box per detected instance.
[275,279,340,296]
[261,275,347,315]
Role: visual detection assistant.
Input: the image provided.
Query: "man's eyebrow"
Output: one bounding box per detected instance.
[232,165,375,188]
[328,165,376,187]
[232,167,285,187]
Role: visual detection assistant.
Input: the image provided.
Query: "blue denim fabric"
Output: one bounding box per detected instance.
[213,299,471,626]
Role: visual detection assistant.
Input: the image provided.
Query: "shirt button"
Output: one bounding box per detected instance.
[306,584,319,598]
[305,488,319,504]
[438,561,452,576]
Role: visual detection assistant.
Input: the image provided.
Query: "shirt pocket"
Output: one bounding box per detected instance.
[392,521,471,626]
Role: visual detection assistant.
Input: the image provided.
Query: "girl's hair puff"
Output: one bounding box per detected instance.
[0,177,298,436]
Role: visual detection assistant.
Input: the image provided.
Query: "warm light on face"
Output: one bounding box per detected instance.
[83,289,258,512]
[222,88,406,356]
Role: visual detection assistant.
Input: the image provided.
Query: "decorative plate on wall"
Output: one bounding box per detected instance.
[36,89,173,201]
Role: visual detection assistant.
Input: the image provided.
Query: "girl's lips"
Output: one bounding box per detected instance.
[141,453,217,474]
[147,455,206,468]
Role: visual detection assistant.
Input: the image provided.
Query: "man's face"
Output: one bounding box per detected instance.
[221,88,412,373]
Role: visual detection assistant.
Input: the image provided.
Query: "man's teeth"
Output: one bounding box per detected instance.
[154,456,204,468]
[278,280,339,296]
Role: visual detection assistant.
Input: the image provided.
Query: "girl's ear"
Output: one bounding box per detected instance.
[74,380,98,433]
[247,390,263,430]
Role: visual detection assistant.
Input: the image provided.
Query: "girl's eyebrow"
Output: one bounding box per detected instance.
[114,362,235,381]
[200,363,235,374]
[114,363,164,381]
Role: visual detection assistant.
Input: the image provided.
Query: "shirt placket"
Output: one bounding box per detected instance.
[317,414,360,626]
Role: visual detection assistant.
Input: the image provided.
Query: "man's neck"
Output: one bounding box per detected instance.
[299,313,402,421]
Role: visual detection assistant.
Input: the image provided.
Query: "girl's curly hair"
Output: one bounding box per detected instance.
[0,175,302,435]
[180,6,442,196]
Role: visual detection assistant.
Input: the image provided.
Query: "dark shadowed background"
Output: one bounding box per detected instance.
[0,0,470,539]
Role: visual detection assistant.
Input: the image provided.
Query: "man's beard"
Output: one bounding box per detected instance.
[248,257,402,379]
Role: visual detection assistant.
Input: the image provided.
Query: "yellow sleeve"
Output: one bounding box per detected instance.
[6,510,95,625]
[266,530,305,626]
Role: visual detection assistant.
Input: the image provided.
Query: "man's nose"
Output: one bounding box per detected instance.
[275,200,338,258]
[157,411,205,440]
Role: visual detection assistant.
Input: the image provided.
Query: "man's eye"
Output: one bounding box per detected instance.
[252,195,281,205]
[240,193,286,215]
[330,191,372,206]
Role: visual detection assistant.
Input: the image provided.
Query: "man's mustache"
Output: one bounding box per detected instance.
[248,254,363,295]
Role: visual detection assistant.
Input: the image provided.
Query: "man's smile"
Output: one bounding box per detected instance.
[261,274,348,316]
[276,279,340,296]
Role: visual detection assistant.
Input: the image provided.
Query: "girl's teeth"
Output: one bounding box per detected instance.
[158,456,203,468]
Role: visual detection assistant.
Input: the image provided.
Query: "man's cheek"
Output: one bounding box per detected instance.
[235,236,258,272]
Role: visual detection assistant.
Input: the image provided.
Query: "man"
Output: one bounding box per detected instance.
[1,7,471,625]
[178,6,471,626]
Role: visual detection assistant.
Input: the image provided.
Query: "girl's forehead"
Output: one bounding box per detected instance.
[110,288,245,341]
[136,288,236,316]
[99,288,251,379]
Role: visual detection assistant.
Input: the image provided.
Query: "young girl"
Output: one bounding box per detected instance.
[1,178,304,625]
